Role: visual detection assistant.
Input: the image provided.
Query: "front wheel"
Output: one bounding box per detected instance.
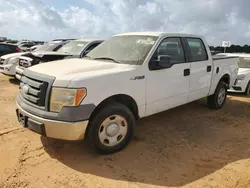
[87,102,135,154]
[207,81,228,109]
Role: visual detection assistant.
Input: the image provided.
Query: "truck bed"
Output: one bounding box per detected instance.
[207,54,239,96]
[212,54,239,60]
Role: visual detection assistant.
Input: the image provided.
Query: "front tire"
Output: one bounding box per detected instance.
[87,102,135,154]
[207,81,227,109]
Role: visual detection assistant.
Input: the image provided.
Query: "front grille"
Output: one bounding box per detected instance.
[0,58,5,65]
[20,75,48,107]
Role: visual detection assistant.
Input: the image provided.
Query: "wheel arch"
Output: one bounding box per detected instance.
[219,74,230,88]
[89,94,139,122]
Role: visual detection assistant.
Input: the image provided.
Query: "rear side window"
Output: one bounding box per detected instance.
[26,44,34,47]
[186,38,208,62]
[9,45,18,51]
[53,44,62,51]
[0,44,11,52]
[85,42,101,52]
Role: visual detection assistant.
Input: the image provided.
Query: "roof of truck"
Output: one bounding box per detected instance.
[75,38,105,42]
[115,32,202,38]
[218,53,250,58]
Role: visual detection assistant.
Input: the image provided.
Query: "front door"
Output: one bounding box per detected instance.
[185,38,213,102]
[146,37,191,116]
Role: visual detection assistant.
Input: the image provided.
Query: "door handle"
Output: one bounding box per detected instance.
[184,69,190,76]
[216,67,219,74]
[207,65,212,72]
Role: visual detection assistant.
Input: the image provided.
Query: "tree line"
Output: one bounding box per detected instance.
[209,45,250,53]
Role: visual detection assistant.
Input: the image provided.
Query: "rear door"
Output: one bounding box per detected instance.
[184,37,213,102]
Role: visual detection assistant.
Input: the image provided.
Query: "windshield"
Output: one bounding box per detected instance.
[86,35,158,65]
[57,41,87,55]
[34,41,60,52]
[238,57,250,68]
[16,41,25,46]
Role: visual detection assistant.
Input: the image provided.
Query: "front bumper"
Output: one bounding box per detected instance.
[16,102,89,141]
[15,66,24,80]
[0,64,17,76]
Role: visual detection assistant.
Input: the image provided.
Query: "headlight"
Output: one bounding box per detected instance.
[3,58,9,65]
[7,57,18,64]
[50,87,87,112]
[237,74,245,80]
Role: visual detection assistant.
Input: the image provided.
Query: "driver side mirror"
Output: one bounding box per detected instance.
[149,55,172,70]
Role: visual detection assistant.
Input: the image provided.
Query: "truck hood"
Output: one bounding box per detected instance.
[1,52,25,59]
[29,58,131,78]
[31,51,70,58]
[20,51,75,67]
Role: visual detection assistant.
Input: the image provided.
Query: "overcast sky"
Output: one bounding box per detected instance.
[0,0,250,46]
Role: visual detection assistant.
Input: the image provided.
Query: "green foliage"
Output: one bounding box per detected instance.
[210,45,250,53]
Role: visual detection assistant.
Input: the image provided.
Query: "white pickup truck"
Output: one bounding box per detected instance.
[16,32,239,154]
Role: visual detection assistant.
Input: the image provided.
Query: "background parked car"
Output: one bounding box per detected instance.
[223,54,250,95]
[18,42,36,52]
[34,41,45,45]
[0,43,21,56]
[29,45,43,52]
[33,39,72,52]
[0,39,71,77]
[5,40,18,44]
[15,38,104,80]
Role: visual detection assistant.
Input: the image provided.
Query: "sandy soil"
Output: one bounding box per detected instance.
[1,74,250,188]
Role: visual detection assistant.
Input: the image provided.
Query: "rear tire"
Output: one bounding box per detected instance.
[87,102,135,154]
[244,82,250,96]
[207,81,227,109]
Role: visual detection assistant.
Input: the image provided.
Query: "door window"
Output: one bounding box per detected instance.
[186,38,208,62]
[86,42,101,52]
[81,42,102,57]
[153,37,185,64]
[0,44,11,53]
[53,44,62,51]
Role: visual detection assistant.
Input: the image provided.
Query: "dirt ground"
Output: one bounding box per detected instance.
[1,74,250,188]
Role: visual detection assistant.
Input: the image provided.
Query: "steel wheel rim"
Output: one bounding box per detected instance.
[98,115,128,147]
[218,88,226,105]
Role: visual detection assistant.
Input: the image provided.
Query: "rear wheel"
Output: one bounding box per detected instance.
[87,102,135,154]
[207,81,227,109]
[244,82,250,95]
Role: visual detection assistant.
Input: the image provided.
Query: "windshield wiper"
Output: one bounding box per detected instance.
[93,57,120,64]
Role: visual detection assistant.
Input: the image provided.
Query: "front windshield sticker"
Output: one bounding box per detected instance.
[136,38,155,45]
